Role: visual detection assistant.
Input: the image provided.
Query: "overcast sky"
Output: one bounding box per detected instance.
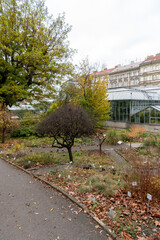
[46,0,160,69]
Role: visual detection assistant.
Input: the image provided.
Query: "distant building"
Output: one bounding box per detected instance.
[108,61,141,88]
[140,53,160,86]
[108,86,160,125]
[94,53,160,89]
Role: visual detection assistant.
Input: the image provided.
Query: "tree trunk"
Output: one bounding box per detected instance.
[67,147,73,163]
[99,143,102,155]
[2,127,6,144]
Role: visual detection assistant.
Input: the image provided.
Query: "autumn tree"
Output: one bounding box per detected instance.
[0,105,19,143]
[0,0,74,109]
[124,125,145,148]
[54,58,110,126]
[36,104,94,163]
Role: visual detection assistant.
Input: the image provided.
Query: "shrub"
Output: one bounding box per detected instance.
[124,125,145,148]
[143,136,158,147]
[20,112,39,127]
[106,129,120,145]
[10,126,36,138]
[125,161,160,199]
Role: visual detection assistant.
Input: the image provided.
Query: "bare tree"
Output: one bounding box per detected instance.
[96,130,106,155]
[37,104,94,162]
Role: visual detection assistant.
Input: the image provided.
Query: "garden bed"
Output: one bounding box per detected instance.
[1,148,160,239]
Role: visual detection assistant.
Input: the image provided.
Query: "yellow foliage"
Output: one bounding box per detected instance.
[78,76,110,125]
[11,141,24,152]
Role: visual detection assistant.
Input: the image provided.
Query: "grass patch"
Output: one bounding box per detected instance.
[14,152,68,169]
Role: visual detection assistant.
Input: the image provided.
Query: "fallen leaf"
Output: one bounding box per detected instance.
[123,231,133,239]
[123,210,130,216]
[50,208,54,212]
[155,220,160,226]
[137,237,147,240]
[95,225,100,229]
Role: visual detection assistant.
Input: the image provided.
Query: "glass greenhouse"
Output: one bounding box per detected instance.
[108,87,160,125]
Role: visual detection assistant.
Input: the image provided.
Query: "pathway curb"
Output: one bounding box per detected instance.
[1,157,121,240]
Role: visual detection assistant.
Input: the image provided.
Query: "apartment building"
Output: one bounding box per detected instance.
[93,67,117,80]
[94,53,160,89]
[108,61,141,88]
[140,53,160,86]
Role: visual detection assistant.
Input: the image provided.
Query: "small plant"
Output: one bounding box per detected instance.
[49,168,58,175]
[88,174,118,197]
[96,130,106,155]
[12,142,24,152]
[143,135,158,147]
[91,201,99,211]
[125,160,160,199]
[106,129,120,145]
[77,184,90,193]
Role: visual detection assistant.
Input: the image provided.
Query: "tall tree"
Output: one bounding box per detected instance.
[0,0,74,108]
[54,58,110,126]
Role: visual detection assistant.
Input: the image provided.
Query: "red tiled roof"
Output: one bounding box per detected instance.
[93,67,117,77]
[142,54,160,63]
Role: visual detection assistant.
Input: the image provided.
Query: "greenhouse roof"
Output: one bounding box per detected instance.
[151,105,160,111]
[108,87,160,101]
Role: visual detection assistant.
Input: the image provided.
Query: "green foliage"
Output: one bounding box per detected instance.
[15,152,62,169]
[74,137,93,146]
[0,0,74,107]
[20,112,38,127]
[106,129,120,145]
[10,126,35,138]
[77,184,90,193]
[143,136,158,147]
[88,174,118,197]
[91,201,99,211]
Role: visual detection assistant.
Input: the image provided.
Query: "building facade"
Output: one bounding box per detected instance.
[140,53,160,86]
[108,61,141,88]
[94,53,160,89]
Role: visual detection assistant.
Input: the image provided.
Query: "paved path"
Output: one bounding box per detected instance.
[0,159,109,240]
